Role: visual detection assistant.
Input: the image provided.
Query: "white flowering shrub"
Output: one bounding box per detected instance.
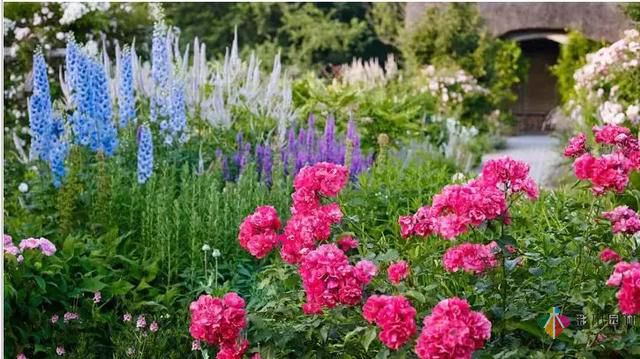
[334,54,398,90]
[570,29,640,127]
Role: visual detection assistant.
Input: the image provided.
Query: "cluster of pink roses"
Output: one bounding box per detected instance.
[299,244,377,314]
[238,206,282,259]
[362,295,417,350]
[4,234,56,262]
[415,298,492,359]
[606,262,640,315]
[399,157,538,240]
[239,163,377,314]
[566,125,640,195]
[442,242,499,274]
[602,205,640,235]
[399,157,536,275]
[189,293,249,359]
[238,162,349,264]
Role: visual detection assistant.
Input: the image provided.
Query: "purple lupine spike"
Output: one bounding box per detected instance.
[238,142,251,175]
[323,115,336,163]
[215,148,223,160]
[221,156,231,182]
[282,127,297,175]
[255,144,264,178]
[262,145,273,186]
[306,115,315,158]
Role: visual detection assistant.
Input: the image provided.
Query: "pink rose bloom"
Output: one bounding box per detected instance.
[363,295,417,350]
[56,346,65,356]
[189,293,247,346]
[443,242,499,275]
[150,321,159,332]
[617,268,640,315]
[606,261,640,287]
[603,206,640,234]
[216,339,249,359]
[564,133,587,158]
[354,260,378,283]
[574,152,632,195]
[415,298,491,359]
[599,248,622,263]
[398,215,416,238]
[298,244,373,314]
[479,156,539,199]
[593,124,631,146]
[387,261,410,285]
[293,162,349,197]
[337,236,358,252]
[238,206,282,259]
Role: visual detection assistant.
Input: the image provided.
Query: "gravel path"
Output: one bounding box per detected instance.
[481,135,562,188]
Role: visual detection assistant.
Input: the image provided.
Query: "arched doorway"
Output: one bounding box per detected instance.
[507,34,563,133]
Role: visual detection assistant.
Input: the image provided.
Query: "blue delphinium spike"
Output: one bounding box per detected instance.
[91,59,118,156]
[118,46,136,127]
[48,116,69,188]
[28,49,53,160]
[151,21,170,119]
[137,124,154,184]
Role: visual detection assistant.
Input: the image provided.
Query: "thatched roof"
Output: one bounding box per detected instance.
[405,3,633,42]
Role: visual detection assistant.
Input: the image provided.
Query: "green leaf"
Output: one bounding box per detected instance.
[362,326,377,352]
[405,290,426,304]
[110,279,134,296]
[79,277,107,292]
[34,276,46,290]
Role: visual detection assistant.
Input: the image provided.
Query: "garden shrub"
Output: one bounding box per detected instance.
[550,30,606,104]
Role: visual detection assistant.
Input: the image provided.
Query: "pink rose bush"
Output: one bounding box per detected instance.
[567,125,640,195]
[606,262,640,315]
[238,162,350,264]
[299,244,376,314]
[362,295,417,350]
[387,260,410,285]
[399,156,537,240]
[238,162,377,315]
[415,298,491,359]
[442,242,499,274]
[189,292,248,358]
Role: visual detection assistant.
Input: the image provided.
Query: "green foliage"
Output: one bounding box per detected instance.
[550,31,605,104]
[402,4,526,121]
[164,3,394,72]
[624,3,640,24]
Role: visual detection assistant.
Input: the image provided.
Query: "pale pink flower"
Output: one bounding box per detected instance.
[150,321,159,332]
[123,313,132,322]
[191,340,201,351]
[56,346,65,356]
[93,292,101,304]
[51,314,59,324]
[136,315,146,329]
[63,312,79,323]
